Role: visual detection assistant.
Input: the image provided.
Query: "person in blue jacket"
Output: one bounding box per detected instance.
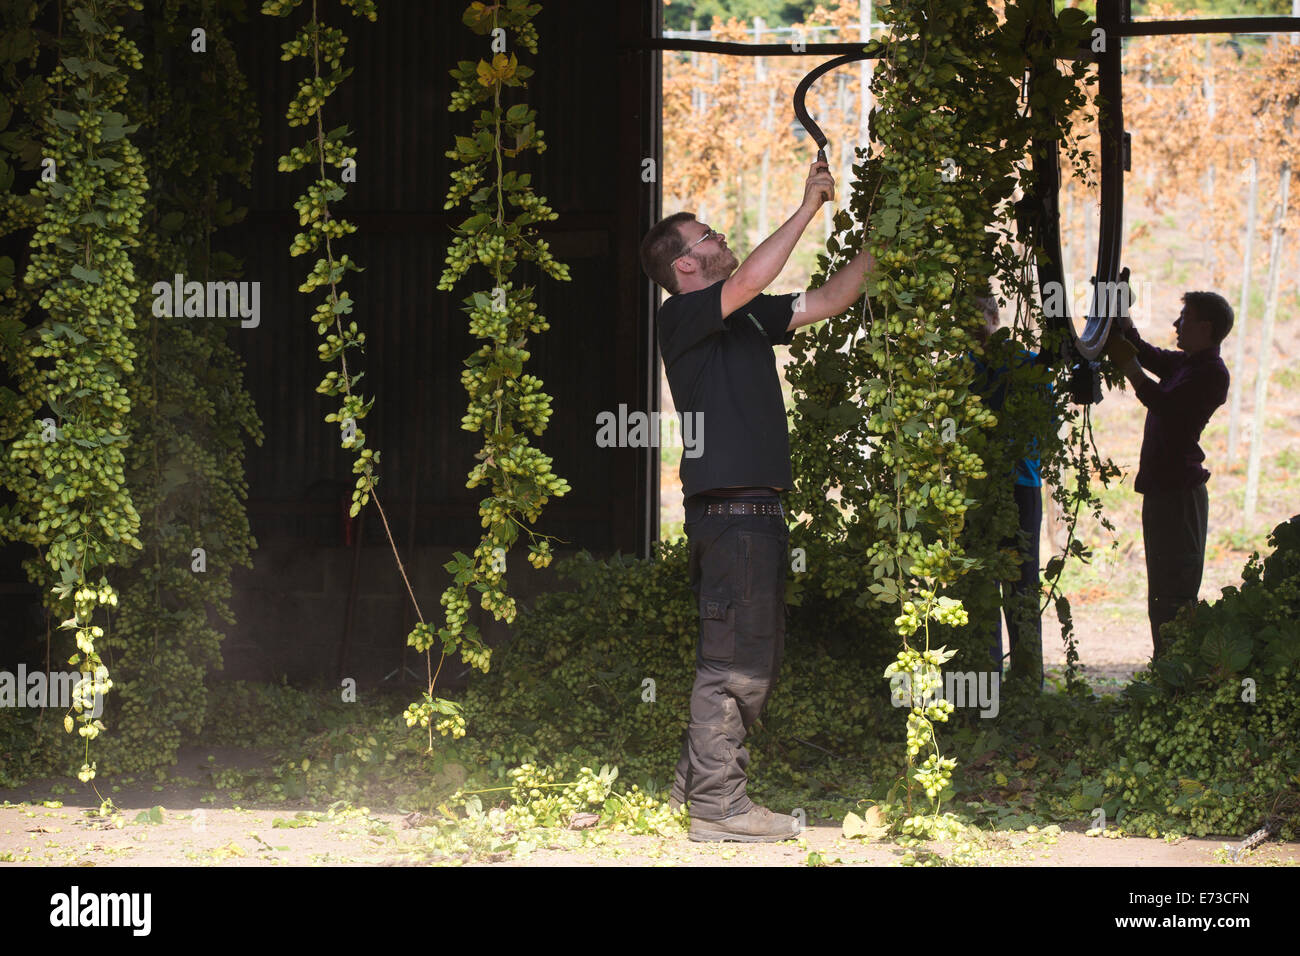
[970,295,1054,688]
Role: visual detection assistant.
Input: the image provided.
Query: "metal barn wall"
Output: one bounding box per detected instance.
[213,0,662,681]
[226,0,658,551]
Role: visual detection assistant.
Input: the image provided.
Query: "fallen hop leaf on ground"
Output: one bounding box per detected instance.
[842,806,889,840]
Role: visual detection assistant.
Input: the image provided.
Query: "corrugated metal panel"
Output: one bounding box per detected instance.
[219,0,655,554]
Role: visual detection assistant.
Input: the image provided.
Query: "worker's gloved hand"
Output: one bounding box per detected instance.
[1104,331,1137,368]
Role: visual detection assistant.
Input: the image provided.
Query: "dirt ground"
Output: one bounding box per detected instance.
[0,745,1294,867]
[2,787,1297,867]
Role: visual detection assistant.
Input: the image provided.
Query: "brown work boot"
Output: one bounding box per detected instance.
[688,805,801,843]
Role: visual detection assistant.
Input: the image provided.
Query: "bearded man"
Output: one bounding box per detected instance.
[638,159,876,841]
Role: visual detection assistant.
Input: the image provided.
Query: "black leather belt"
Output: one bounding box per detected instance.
[703,500,783,517]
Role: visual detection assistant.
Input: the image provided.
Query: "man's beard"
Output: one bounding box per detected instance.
[694,246,738,283]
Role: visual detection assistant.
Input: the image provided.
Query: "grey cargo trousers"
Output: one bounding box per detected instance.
[670,492,788,820]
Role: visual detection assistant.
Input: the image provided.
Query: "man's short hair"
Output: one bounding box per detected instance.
[640,212,697,295]
[1183,291,1234,344]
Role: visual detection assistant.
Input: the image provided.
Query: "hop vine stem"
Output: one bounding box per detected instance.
[490,6,508,444]
[295,0,441,743]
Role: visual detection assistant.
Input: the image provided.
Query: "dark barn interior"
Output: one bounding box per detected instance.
[0,0,664,685]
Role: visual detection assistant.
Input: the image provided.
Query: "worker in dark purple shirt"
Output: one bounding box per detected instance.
[1103,291,1233,659]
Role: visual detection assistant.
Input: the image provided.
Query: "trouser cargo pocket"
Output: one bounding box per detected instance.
[698,591,734,664]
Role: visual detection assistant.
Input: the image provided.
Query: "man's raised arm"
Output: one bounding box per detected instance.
[790,247,876,330]
[720,160,834,321]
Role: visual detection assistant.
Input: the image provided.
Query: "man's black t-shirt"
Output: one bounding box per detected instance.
[656,278,798,500]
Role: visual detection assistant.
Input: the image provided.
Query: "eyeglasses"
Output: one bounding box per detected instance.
[675,228,720,262]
